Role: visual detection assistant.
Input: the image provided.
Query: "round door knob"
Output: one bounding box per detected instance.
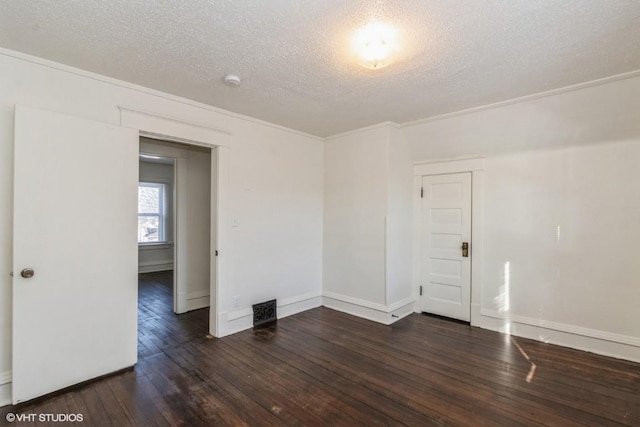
[20,268,35,279]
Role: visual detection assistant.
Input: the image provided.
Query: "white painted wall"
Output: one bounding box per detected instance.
[481,143,640,334]
[404,75,640,362]
[405,76,640,160]
[138,159,175,273]
[219,120,324,334]
[323,124,414,323]
[386,126,413,307]
[0,49,323,404]
[183,147,211,311]
[323,126,389,306]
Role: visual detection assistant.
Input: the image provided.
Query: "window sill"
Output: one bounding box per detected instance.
[138,242,173,251]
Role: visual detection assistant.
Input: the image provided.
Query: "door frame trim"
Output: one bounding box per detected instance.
[413,158,484,325]
[121,106,230,338]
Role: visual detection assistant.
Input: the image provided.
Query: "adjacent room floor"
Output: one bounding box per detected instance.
[2,272,638,426]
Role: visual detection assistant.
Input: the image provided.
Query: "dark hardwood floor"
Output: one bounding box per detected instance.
[137,272,209,361]
[2,271,638,426]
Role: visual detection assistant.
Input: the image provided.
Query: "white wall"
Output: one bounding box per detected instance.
[324,126,388,305]
[405,76,640,160]
[138,159,175,273]
[0,49,323,404]
[323,124,414,323]
[481,143,640,335]
[218,121,324,334]
[404,75,640,362]
[183,147,211,311]
[386,126,413,307]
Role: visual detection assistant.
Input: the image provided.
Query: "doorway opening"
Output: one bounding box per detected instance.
[137,136,215,360]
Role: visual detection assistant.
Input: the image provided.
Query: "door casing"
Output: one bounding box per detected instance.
[120,107,231,338]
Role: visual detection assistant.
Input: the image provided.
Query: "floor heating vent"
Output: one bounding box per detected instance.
[253,299,277,329]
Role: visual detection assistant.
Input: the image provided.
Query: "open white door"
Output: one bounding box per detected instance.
[420,172,472,322]
[12,106,139,404]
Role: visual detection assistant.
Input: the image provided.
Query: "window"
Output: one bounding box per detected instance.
[138,182,167,243]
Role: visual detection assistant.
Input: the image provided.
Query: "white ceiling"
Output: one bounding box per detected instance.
[1,1,640,137]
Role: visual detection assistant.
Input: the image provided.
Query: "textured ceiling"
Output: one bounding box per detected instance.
[1,1,640,137]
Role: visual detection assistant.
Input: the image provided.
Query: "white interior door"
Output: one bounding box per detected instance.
[420,172,472,321]
[12,106,139,404]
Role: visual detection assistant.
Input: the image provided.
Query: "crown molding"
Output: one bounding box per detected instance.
[399,69,640,129]
[0,47,323,141]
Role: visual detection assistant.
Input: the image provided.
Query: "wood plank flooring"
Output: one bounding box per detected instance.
[2,271,638,426]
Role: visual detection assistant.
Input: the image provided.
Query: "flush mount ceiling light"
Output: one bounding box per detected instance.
[352,21,398,70]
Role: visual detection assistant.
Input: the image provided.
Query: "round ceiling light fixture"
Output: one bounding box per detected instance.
[223,74,241,87]
[352,21,398,70]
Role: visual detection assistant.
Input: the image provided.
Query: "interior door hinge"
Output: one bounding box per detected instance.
[420,187,424,198]
[419,285,423,296]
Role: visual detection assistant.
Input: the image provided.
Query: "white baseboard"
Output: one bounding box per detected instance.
[279,292,323,319]
[175,290,210,314]
[478,308,640,363]
[185,295,209,312]
[138,261,173,273]
[217,292,322,337]
[322,292,415,325]
[0,370,11,407]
